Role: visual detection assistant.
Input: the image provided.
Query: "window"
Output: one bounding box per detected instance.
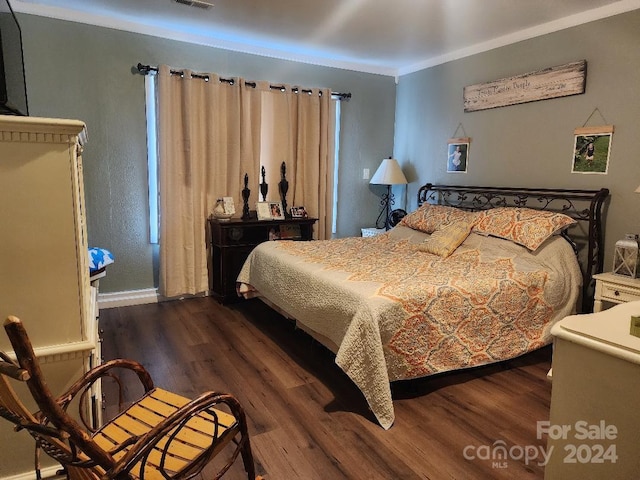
[332,100,341,235]
[145,74,159,244]
[145,75,342,242]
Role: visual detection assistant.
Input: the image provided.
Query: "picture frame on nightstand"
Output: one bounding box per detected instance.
[291,206,308,218]
[222,196,235,215]
[268,202,285,220]
[256,202,271,220]
[256,201,285,220]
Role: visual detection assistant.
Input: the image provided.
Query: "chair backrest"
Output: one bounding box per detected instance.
[1,316,114,475]
[0,350,83,473]
[0,351,33,421]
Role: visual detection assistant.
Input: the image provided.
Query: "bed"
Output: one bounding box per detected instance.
[237,184,609,429]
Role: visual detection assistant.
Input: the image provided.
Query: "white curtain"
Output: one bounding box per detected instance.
[156,65,336,297]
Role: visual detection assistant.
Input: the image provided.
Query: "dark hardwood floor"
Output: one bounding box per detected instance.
[100,297,554,480]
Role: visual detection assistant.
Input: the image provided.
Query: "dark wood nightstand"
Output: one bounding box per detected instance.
[209,217,317,303]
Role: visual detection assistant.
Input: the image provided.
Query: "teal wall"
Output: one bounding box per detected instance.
[394,10,640,272]
[18,14,397,294]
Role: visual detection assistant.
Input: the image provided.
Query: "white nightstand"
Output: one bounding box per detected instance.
[361,227,386,237]
[593,272,640,312]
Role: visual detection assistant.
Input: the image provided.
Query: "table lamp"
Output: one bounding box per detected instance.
[370,157,408,230]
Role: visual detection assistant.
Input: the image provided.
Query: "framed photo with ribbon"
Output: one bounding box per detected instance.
[447,138,470,173]
[571,125,613,174]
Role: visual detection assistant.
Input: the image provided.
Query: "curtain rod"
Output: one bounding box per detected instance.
[136,63,351,101]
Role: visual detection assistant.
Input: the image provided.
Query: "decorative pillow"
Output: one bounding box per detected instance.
[473,207,576,251]
[88,247,114,273]
[400,204,477,234]
[417,220,474,257]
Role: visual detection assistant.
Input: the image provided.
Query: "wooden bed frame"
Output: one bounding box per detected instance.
[417,184,609,313]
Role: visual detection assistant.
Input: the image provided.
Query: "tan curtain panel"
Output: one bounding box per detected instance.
[260,86,336,239]
[156,65,262,297]
[156,65,336,297]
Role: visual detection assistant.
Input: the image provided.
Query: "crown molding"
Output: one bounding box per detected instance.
[12,1,396,77]
[13,0,640,78]
[398,0,640,76]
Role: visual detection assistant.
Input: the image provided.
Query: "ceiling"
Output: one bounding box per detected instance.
[12,0,640,76]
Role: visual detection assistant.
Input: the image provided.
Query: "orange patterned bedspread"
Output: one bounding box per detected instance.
[237,226,581,429]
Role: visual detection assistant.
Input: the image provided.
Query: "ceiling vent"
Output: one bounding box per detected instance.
[174,0,214,9]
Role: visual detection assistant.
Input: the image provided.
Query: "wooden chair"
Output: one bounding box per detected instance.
[0,315,260,479]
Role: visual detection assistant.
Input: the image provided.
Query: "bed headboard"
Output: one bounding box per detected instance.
[417,184,609,313]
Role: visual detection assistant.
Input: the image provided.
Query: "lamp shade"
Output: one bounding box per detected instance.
[370,158,408,185]
[635,185,640,193]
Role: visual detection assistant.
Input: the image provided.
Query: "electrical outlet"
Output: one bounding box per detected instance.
[363,168,369,180]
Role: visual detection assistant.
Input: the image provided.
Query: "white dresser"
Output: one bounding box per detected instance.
[0,115,99,478]
[545,301,640,479]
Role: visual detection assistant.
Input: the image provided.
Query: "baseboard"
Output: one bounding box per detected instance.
[3,465,61,480]
[98,288,159,309]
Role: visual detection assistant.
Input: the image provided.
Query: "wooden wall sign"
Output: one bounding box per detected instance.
[463,60,587,112]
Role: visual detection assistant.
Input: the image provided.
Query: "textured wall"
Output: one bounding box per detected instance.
[394,10,640,272]
[16,9,640,297]
[17,14,396,294]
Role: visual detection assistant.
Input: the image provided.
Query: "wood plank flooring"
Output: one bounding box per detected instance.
[100,297,554,480]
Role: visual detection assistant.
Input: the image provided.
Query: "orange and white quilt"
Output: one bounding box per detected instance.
[236,225,581,429]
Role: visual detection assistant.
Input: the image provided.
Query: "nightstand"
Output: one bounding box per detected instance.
[546,301,640,478]
[209,217,317,303]
[593,272,640,312]
[361,227,386,237]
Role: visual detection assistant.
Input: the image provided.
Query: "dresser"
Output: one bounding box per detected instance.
[209,217,317,303]
[545,302,640,479]
[0,116,99,478]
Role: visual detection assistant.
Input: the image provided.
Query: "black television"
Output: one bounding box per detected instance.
[0,0,28,115]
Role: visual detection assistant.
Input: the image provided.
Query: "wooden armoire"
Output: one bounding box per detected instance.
[0,115,100,479]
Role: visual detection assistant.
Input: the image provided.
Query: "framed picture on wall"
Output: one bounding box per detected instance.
[571,125,613,174]
[447,138,470,173]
